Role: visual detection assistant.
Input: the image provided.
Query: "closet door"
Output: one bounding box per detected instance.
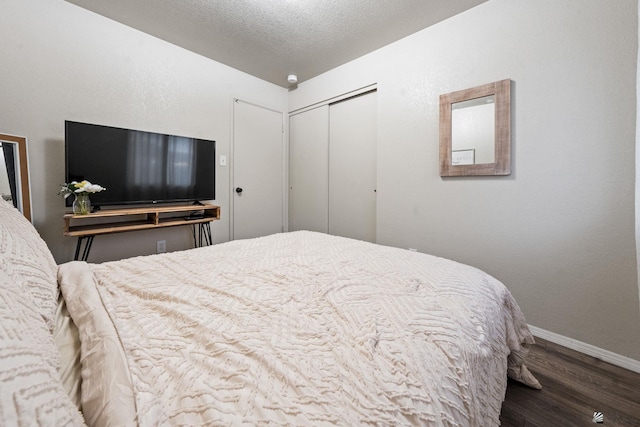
[289,105,329,233]
[328,91,377,242]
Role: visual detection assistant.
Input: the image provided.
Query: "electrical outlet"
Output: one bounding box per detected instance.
[408,248,418,252]
[156,240,166,254]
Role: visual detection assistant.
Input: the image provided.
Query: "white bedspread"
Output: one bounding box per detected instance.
[58,231,537,426]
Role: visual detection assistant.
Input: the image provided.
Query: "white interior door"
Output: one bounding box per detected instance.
[233,99,284,240]
[329,91,377,242]
[289,105,329,233]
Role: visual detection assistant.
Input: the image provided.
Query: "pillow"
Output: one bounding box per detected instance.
[57,261,137,427]
[53,292,83,410]
[0,198,59,331]
[0,269,85,426]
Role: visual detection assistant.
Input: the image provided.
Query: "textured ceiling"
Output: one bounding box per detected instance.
[64,0,488,88]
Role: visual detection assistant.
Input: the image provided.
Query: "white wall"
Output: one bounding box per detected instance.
[0,0,287,262]
[290,0,640,361]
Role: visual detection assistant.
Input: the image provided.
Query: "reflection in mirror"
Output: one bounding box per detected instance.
[440,79,511,176]
[0,134,31,221]
[452,95,495,165]
[0,143,16,203]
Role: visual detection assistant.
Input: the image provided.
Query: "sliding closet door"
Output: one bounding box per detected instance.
[289,105,329,233]
[328,91,377,242]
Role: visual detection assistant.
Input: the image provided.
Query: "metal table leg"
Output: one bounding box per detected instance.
[74,235,95,261]
[192,223,213,247]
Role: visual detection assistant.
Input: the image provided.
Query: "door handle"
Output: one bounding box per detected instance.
[235,187,243,194]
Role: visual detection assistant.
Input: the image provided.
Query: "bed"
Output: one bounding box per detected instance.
[0,198,540,426]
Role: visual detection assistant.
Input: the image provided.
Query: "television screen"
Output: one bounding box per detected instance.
[65,121,215,208]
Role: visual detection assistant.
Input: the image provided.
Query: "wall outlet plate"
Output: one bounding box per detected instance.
[156,240,166,253]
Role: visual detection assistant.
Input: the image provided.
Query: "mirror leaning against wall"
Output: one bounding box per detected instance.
[0,133,31,221]
[439,79,511,177]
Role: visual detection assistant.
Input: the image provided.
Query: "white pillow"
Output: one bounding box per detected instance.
[0,269,85,426]
[53,292,83,410]
[0,198,59,330]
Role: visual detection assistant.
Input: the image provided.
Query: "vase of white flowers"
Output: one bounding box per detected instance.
[58,180,106,215]
[73,192,92,215]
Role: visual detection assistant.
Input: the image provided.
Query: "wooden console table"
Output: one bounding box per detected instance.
[63,203,220,261]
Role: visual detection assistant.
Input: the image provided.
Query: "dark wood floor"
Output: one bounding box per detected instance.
[500,337,640,427]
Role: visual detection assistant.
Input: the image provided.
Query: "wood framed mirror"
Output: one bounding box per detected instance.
[439,79,511,177]
[0,134,31,221]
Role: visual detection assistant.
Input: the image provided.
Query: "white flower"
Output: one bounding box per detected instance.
[58,180,106,198]
[75,180,106,193]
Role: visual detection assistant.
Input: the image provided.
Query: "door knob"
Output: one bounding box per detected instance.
[235,187,243,194]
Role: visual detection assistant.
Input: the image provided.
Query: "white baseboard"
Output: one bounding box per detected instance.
[528,325,640,375]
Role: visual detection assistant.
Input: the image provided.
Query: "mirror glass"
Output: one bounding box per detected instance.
[452,95,495,165]
[0,134,31,221]
[0,143,18,204]
[439,79,511,176]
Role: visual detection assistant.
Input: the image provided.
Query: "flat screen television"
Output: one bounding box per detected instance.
[65,121,215,208]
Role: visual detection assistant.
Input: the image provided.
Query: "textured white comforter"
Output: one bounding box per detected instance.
[58,231,537,426]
